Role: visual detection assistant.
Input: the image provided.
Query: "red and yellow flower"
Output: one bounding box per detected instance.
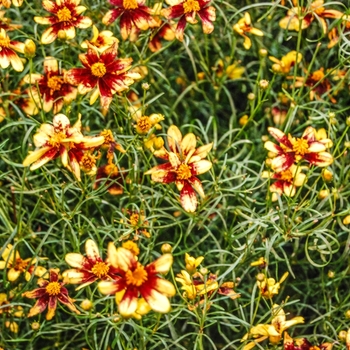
[22,268,80,321]
[0,0,23,7]
[0,244,47,282]
[98,244,175,318]
[161,0,216,42]
[34,0,92,44]
[264,127,333,172]
[66,44,141,111]
[145,125,213,213]
[0,28,25,71]
[81,25,119,53]
[269,51,303,75]
[283,332,333,350]
[22,114,105,181]
[63,239,120,290]
[102,0,158,41]
[21,56,77,115]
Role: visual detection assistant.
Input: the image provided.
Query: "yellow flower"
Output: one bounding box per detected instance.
[133,113,164,135]
[256,272,289,298]
[81,25,119,53]
[185,253,204,274]
[269,51,303,75]
[233,13,263,50]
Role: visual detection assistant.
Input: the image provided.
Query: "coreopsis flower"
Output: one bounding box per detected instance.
[283,332,333,350]
[145,125,213,213]
[21,57,77,115]
[279,0,343,33]
[264,127,333,172]
[34,0,92,44]
[0,28,24,71]
[121,209,150,239]
[233,12,263,50]
[81,25,119,53]
[149,21,175,52]
[102,0,158,41]
[94,163,126,195]
[213,58,245,80]
[250,257,267,268]
[98,244,175,318]
[269,51,303,75]
[22,268,80,321]
[66,44,140,111]
[0,244,47,282]
[63,239,120,290]
[256,272,289,298]
[22,114,105,181]
[133,113,164,135]
[185,253,203,274]
[0,0,23,7]
[0,293,23,333]
[161,0,216,42]
[262,164,307,200]
[242,304,305,349]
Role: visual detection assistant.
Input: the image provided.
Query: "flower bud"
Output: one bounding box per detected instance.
[247,93,255,101]
[322,168,333,182]
[239,114,249,126]
[259,79,269,90]
[142,82,150,90]
[343,215,350,225]
[24,39,36,58]
[80,299,93,311]
[161,243,172,254]
[318,189,329,199]
[345,310,350,319]
[327,270,335,278]
[272,63,282,74]
[31,321,40,331]
[153,137,164,150]
[347,116,350,127]
[338,330,347,342]
[259,48,268,57]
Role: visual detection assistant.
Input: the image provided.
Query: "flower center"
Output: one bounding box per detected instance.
[47,76,63,92]
[49,131,66,148]
[105,163,119,176]
[0,36,10,48]
[57,7,72,22]
[125,263,148,286]
[122,240,140,256]
[91,62,107,77]
[292,138,309,156]
[100,129,115,144]
[14,258,29,272]
[136,116,152,134]
[46,281,61,296]
[311,70,324,81]
[91,261,109,278]
[176,163,192,180]
[279,169,293,182]
[183,0,200,13]
[123,0,138,10]
[80,153,96,171]
[129,213,140,226]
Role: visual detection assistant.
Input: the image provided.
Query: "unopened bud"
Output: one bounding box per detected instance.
[24,39,36,58]
[142,82,150,90]
[343,215,350,225]
[345,310,350,319]
[199,267,208,275]
[318,189,330,199]
[272,63,282,74]
[322,168,333,182]
[259,79,269,90]
[259,48,268,57]
[327,270,335,278]
[256,273,266,282]
[161,243,172,254]
[247,93,255,101]
[31,321,40,331]
[239,114,249,126]
[338,330,347,342]
[80,299,93,311]
[153,137,164,150]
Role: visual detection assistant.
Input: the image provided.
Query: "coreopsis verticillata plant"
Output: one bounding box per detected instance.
[269,51,303,75]
[0,0,22,7]
[34,0,92,44]
[21,56,77,115]
[264,127,333,173]
[0,244,47,282]
[233,13,263,50]
[0,28,25,71]
[22,268,80,321]
[256,272,289,299]
[98,244,175,318]
[242,304,305,350]
[66,44,141,112]
[161,0,216,42]
[81,25,119,53]
[102,0,158,41]
[279,0,343,33]
[283,332,333,350]
[145,125,213,213]
[63,239,121,290]
[262,164,307,201]
[22,114,105,181]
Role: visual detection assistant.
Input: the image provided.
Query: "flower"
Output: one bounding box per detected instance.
[34,0,92,44]
[149,21,175,52]
[22,114,105,181]
[0,10,22,31]
[242,304,305,349]
[0,28,25,71]
[256,272,289,298]
[0,244,47,282]
[283,332,334,350]
[213,58,245,80]
[264,127,333,172]
[22,268,80,321]
[262,164,307,200]
[66,44,141,111]
[0,0,23,7]
[233,12,263,50]
[63,239,120,290]
[81,25,119,53]
[145,125,213,212]
[98,244,175,318]
[102,0,158,41]
[121,209,151,239]
[21,56,77,115]
[161,0,216,42]
[133,113,164,135]
[269,51,303,75]
[185,253,204,274]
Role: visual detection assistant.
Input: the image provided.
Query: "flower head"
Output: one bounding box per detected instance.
[161,0,216,42]
[256,272,289,299]
[98,244,175,318]
[145,125,213,212]
[81,25,119,53]
[102,0,158,40]
[22,114,105,181]
[0,28,25,71]
[0,244,47,282]
[269,51,303,75]
[0,0,23,8]
[0,293,23,333]
[22,268,80,321]
[133,113,164,135]
[66,44,141,112]
[34,0,92,44]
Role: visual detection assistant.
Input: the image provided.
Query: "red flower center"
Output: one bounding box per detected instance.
[46,282,61,296]
[91,261,109,278]
[123,0,138,10]
[292,138,309,156]
[183,0,200,13]
[125,263,148,286]
[176,163,192,180]
[57,7,72,22]
[47,76,63,92]
[91,62,107,77]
